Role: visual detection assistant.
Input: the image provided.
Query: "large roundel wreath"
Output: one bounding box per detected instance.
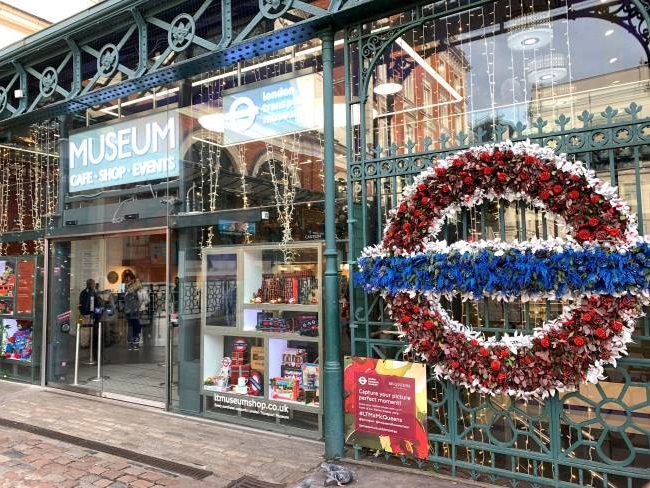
[358,141,650,399]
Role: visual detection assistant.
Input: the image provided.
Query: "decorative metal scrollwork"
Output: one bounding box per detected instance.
[259,0,294,19]
[97,43,119,77]
[361,33,389,59]
[168,13,196,52]
[0,87,7,113]
[39,67,58,98]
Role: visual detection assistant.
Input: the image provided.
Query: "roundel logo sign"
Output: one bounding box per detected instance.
[227,96,259,132]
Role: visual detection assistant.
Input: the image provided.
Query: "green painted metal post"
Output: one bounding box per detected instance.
[321,27,345,459]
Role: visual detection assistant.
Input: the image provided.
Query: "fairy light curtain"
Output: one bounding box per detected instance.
[0,120,59,255]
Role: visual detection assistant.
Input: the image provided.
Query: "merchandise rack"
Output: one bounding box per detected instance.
[200,242,323,437]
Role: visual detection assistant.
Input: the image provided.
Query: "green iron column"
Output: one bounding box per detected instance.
[321,27,345,459]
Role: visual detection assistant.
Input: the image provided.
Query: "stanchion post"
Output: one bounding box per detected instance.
[73,322,80,385]
[96,322,102,380]
[88,326,95,365]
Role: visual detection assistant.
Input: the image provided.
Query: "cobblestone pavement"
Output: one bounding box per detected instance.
[0,428,184,488]
[0,381,478,488]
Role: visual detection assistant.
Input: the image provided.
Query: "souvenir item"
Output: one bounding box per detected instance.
[234,376,248,395]
[1,319,32,361]
[270,377,299,401]
[250,346,265,371]
[247,370,263,396]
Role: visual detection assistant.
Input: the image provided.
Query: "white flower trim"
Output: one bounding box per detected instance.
[386,291,642,400]
[366,140,644,400]
[383,139,639,254]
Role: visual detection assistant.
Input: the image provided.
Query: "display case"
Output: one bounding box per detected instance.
[0,256,43,383]
[201,242,323,436]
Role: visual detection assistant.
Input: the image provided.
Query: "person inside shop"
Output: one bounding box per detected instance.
[79,278,102,354]
[79,278,102,325]
[123,270,145,351]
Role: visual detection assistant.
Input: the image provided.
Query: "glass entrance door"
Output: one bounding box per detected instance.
[46,231,170,407]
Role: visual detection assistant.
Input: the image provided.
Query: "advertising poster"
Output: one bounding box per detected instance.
[2,318,32,362]
[68,110,181,193]
[223,73,322,145]
[15,259,35,315]
[0,260,15,298]
[344,357,428,459]
[0,299,14,316]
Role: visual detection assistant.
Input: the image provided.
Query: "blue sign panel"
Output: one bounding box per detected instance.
[68,111,180,193]
[223,73,321,145]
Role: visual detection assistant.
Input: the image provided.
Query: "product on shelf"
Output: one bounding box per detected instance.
[280,347,307,385]
[294,314,318,336]
[282,348,307,368]
[301,363,320,406]
[247,370,263,396]
[233,376,248,395]
[204,357,231,392]
[301,363,319,391]
[230,338,251,391]
[251,346,265,371]
[250,269,318,305]
[270,377,300,401]
[231,338,248,365]
[255,312,290,333]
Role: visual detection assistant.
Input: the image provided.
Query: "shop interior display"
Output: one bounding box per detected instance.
[0,257,39,371]
[202,243,322,410]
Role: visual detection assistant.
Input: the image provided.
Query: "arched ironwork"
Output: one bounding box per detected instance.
[344,0,650,486]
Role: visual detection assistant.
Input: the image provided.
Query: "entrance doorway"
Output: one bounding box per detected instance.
[46,231,172,407]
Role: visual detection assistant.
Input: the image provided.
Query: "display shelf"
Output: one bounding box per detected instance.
[201,242,323,433]
[203,327,318,342]
[0,357,32,366]
[242,303,319,312]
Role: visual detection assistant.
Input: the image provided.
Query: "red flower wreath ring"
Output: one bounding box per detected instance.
[358,141,649,399]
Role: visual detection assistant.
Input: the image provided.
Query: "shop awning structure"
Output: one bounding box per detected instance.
[0,0,430,131]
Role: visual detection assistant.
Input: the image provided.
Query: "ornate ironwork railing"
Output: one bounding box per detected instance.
[344,1,650,486]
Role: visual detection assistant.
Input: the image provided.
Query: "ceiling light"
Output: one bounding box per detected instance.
[373,82,402,96]
[507,25,552,51]
[605,29,614,36]
[526,53,568,84]
[609,57,618,63]
[611,80,620,84]
[521,37,539,46]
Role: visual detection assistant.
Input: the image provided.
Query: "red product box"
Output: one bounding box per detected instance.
[229,364,251,385]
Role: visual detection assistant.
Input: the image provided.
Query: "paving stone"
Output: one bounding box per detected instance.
[0,381,477,488]
[92,480,113,487]
[131,480,154,488]
[79,474,102,484]
[117,474,137,484]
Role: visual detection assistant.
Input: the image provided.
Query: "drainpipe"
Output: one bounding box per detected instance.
[321,27,344,459]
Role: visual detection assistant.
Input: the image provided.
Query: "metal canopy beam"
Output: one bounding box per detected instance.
[0,0,423,131]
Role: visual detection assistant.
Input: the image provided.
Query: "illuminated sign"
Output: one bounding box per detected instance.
[223,73,322,145]
[68,111,180,193]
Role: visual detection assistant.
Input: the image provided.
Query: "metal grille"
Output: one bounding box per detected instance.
[226,476,285,488]
[344,1,650,486]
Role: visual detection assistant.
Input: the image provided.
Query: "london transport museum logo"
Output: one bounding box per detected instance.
[357,140,650,400]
